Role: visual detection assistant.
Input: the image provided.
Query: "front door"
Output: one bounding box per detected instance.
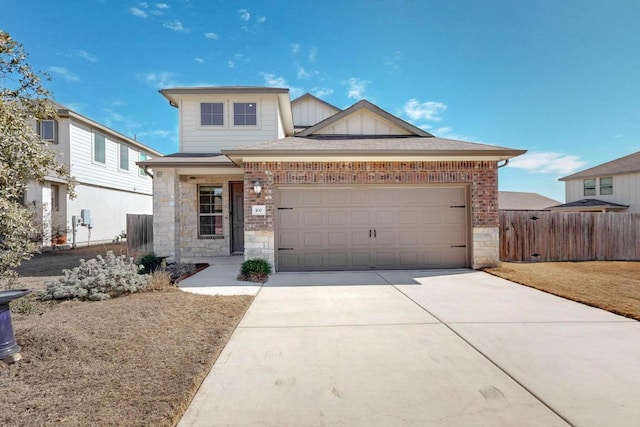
[230,182,244,254]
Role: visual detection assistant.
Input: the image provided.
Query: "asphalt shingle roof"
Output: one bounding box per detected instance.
[560,150,640,180]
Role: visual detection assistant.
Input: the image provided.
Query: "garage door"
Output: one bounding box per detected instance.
[276,186,469,271]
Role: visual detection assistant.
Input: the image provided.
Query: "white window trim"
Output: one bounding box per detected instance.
[199,102,226,128]
[39,119,58,143]
[232,101,260,128]
[51,184,60,211]
[119,143,130,172]
[93,131,107,166]
[138,152,148,176]
[198,185,224,238]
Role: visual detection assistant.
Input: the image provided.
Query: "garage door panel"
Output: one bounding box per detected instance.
[276,186,468,271]
[328,211,347,225]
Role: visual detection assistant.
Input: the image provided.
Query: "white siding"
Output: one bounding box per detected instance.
[179,94,282,152]
[565,172,640,213]
[292,97,339,127]
[314,109,413,135]
[68,120,153,195]
[67,183,153,245]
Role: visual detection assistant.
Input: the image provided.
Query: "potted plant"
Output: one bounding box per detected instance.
[51,225,67,246]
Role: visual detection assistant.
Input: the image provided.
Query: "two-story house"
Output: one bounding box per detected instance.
[139,87,525,271]
[25,103,162,248]
[550,150,640,213]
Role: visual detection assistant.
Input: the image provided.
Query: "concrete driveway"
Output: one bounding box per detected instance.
[178,269,640,427]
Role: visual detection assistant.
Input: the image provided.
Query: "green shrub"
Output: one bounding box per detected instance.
[239,258,272,283]
[138,253,166,274]
[40,251,149,301]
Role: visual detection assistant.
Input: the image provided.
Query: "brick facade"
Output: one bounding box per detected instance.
[244,160,499,229]
[243,160,500,268]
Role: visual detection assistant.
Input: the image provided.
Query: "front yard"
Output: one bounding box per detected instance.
[485,261,640,321]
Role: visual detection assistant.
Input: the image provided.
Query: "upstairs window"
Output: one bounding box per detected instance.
[139,152,148,176]
[39,120,57,143]
[119,144,129,171]
[233,102,257,126]
[583,179,596,196]
[600,177,613,195]
[93,132,106,164]
[201,102,224,126]
[198,185,223,237]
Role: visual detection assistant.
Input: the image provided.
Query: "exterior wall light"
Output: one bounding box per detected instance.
[253,180,262,197]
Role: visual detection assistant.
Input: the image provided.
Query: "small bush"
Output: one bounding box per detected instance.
[238,258,271,283]
[40,251,149,301]
[144,270,175,292]
[138,253,166,274]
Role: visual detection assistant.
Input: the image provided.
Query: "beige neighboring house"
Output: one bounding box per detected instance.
[550,150,640,213]
[24,103,161,248]
[498,191,560,211]
[139,87,526,271]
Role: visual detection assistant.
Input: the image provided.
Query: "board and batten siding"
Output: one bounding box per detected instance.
[565,173,640,213]
[314,109,414,136]
[68,120,153,195]
[179,95,283,152]
[292,97,339,127]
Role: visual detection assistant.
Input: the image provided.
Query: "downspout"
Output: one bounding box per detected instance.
[143,165,153,179]
[497,159,509,168]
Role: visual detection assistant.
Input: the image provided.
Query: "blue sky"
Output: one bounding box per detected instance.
[4,0,640,202]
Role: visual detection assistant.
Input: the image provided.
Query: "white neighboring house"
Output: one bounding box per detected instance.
[551,150,640,213]
[24,104,162,248]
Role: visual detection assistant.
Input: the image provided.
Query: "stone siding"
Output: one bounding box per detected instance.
[472,227,500,268]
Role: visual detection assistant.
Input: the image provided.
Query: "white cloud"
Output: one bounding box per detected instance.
[137,71,176,88]
[261,73,303,98]
[227,61,235,68]
[312,87,334,98]
[257,16,266,23]
[403,99,447,121]
[195,57,205,63]
[163,20,186,32]
[384,50,402,69]
[238,8,250,21]
[102,108,142,131]
[204,32,219,40]
[129,7,147,18]
[291,43,300,54]
[346,77,370,99]
[308,47,318,63]
[137,129,172,138]
[508,152,588,174]
[67,50,98,63]
[156,3,169,9]
[48,66,80,82]
[433,126,452,134]
[297,66,310,80]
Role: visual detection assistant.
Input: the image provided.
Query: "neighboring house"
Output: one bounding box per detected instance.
[24,104,162,248]
[498,191,560,211]
[139,87,525,271]
[550,150,640,213]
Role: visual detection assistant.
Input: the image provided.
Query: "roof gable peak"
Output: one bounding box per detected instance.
[297,99,433,137]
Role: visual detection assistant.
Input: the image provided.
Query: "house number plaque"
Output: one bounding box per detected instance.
[252,205,266,216]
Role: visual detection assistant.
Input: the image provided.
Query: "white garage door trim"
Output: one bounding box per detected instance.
[275,185,470,271]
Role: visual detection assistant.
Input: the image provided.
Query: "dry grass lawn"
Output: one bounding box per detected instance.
[485,261,640,321]
[2,244,253,426]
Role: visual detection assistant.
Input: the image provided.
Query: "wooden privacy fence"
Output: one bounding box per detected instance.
[127,214,153,253]
[500,211,640,262]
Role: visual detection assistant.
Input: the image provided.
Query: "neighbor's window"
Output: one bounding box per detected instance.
[119,144,129,170]
[199,185,223,237]
[233,102,257,126]
[51,184,60,211]
[600,177,613,195]
[201,102,224,126]
[138,152,148,176]
[583,178,596,196]
[39,120,57,143]
[93,132,106,164]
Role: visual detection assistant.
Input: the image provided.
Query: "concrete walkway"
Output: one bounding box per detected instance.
[178,269,640,426]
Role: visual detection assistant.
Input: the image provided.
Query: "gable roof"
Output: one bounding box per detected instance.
[560,150,640,181]
[291,93,341,113]
[297,99,433,137]
[498,191,561,210]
